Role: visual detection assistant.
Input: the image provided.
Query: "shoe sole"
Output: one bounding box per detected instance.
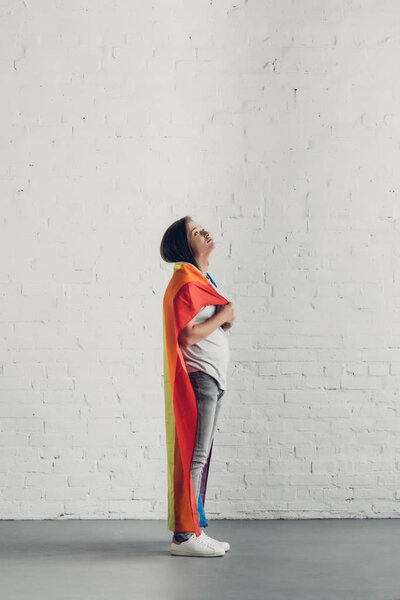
[170,547,225,557]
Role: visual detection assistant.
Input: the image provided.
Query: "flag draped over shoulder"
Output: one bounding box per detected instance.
[162,261,229,537]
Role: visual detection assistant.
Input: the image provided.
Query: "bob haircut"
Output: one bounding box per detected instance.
[160,215,198,269]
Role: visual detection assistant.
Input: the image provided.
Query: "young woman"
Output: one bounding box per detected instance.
[160,216,234,557]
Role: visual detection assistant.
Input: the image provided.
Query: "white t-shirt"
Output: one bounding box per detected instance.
[180,273,230,390]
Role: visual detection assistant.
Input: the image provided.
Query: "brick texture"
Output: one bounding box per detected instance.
[1,1,400,519]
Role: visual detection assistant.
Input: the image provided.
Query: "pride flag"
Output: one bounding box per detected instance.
[162,261,229,537]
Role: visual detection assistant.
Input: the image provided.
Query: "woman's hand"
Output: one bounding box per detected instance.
[215,302,234,330]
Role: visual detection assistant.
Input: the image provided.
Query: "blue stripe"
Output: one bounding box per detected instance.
[206,272,217,288]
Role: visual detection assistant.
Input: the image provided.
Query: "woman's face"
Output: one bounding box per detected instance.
[186,220,216,259]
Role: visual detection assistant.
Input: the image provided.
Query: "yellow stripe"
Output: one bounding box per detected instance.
[163,310,175,531]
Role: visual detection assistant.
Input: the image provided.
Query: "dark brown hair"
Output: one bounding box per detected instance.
[160,215,198,269]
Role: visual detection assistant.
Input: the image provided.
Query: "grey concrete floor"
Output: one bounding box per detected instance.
[0,519,399,600]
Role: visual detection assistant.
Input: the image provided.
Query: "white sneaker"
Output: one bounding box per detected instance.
[170,533,226,557]
[199,530,230,552]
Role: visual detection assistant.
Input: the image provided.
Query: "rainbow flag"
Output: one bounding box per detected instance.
[162,261,229,537]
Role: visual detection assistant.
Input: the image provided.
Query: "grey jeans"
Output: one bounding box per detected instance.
[174,370,225,541]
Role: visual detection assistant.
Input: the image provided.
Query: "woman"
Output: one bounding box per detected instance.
[160,216,234,557]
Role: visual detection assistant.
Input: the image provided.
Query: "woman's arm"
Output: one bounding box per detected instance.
[178,310,227,347]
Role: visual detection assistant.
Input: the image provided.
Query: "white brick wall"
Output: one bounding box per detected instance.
[1,0,400,519]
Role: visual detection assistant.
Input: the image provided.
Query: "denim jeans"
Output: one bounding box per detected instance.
[174,371,225,542]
